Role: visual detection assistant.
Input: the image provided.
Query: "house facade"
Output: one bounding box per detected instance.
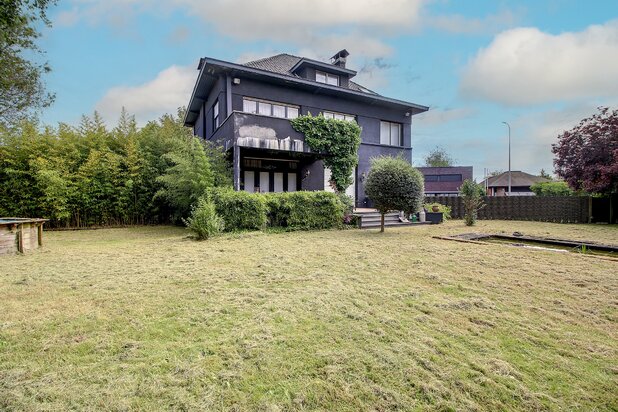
[481,171,550,196]
[417,166,473,196]
[184,50,428,206]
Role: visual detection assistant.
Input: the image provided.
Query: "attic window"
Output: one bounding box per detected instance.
[316,70,339,86]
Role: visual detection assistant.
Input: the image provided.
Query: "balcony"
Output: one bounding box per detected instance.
[212,111,311,153]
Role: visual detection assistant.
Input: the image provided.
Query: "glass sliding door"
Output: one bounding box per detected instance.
[259,171,270,193]
[288,173,297,192]
[274,173,284,192]
[244,171,255,193]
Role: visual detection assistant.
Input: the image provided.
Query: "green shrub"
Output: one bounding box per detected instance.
[459,180,485,226]
[211,190,344,232]
[286,191,345,230]
[211,189,267,231]
[423,202,452,220]
[337,193,354,216]
[530,181,574,196]
[263,192,292,228]
[183,197,224,240]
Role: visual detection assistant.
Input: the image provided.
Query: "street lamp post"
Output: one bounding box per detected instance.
[502,121,511,195]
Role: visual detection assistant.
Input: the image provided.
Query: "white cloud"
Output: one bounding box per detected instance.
[427,10,519,35]
[95,65,198,125]
[460,20,618,105]
[414,107,476,126]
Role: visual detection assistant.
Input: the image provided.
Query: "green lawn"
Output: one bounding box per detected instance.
[1,221,616,411]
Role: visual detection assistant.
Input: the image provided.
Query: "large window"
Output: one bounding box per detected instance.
[380,121,403,146]
[243,97,299,119]
[322,111,355,122]
[213,100,220,129]
[316,70,339,86]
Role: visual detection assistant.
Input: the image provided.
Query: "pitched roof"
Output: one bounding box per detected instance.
[482,171,551,187]
[243,53,379,95]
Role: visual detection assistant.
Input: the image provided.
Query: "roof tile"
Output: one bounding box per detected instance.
[242,53,378,95]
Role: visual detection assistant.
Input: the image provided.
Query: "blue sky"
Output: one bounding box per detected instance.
[39,0,618,180]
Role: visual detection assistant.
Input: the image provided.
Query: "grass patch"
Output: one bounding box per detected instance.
[0,221,616,410]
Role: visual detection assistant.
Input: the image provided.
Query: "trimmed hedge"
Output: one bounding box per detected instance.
[212,190,345,232]
[286,191,345,229]
[211,189,267,231]
[263,192,292,228]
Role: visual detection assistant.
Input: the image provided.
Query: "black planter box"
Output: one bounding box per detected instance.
[426,212,443,224]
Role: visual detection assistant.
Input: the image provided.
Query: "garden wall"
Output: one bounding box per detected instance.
[426,196,596,223]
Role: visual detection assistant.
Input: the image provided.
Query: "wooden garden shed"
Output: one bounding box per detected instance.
[0,218,48,255]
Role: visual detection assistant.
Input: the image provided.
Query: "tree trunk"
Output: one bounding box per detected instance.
[380,212,385,232]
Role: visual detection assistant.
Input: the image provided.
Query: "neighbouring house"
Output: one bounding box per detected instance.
[183,50,428,207]
[417,166,473,196]
[481,171,551,196]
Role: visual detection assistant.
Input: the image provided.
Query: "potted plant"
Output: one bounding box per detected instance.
[424,202,448,224]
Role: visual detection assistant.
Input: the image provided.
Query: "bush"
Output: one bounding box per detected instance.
[530,181,574,196]
[263,192,292,228]
[364,156,424,231]
[459,180,485,226]
[211,190,345,232]
[264,191,345,230]
[286,191,345,230]
[338,193,354,216]
[211,189,267,231]
[183,197,224,240]
[424,202,452,220]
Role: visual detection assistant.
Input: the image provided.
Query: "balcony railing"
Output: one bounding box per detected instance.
[212,111,311,153]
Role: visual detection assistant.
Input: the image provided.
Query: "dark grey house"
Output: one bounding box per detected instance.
[184,50,428,206]
[417,166,473,196]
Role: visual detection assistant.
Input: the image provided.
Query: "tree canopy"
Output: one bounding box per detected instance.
[424,146,454,167]
[530,181,574,196]
[0,0,57,128]
[0,108,232,227]
[364,156,424,232]
[552,107,618,195]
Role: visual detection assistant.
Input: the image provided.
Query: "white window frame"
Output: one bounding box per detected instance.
[380,120,403,146]
[213,100,220,129]
[322,111,356,122]
[316,70,339,86]
[242,97,300,120]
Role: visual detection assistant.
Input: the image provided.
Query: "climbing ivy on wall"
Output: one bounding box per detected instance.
[290,114,361,192]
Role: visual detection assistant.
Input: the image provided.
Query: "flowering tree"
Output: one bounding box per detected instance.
[552,107,618,195]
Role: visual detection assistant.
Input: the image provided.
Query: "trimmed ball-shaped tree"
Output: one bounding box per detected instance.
[364,156,425,232]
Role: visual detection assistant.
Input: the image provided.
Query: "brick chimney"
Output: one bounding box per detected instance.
[331,49,349,68]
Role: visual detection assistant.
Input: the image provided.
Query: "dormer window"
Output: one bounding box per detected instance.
[316,70,339,86]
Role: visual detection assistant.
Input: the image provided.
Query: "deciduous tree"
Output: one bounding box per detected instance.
[552,107,618,195]
[0,0,56,127]
[424,146,454,167]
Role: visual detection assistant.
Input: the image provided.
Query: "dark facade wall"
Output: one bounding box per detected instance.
[357,144,412,205]
[195,76,226,140]
[229,77,412,137]
[198,75,421,205]
[301,160,326,191]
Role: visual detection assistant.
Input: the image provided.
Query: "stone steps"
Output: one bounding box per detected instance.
[354,211,434,229]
